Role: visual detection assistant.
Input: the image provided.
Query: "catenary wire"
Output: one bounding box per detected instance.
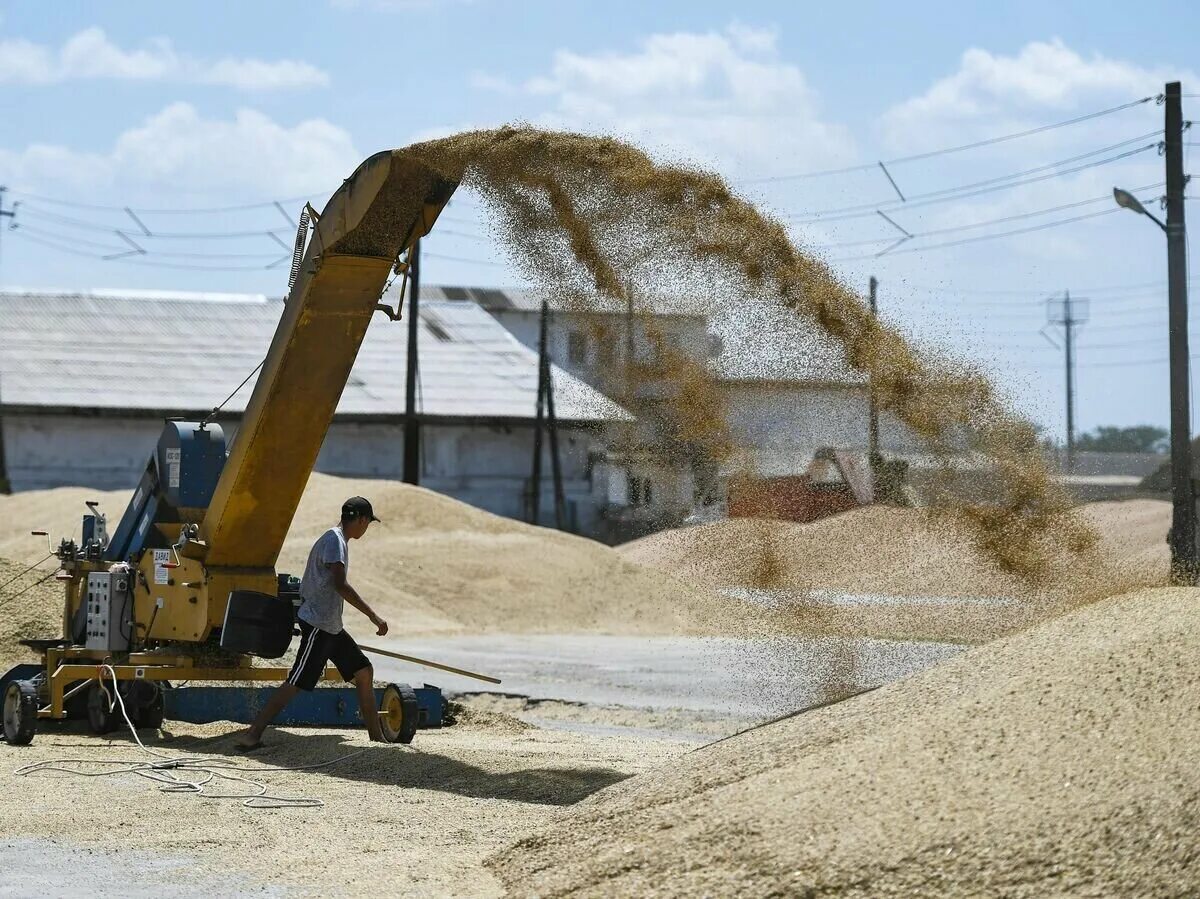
[787,143,1157,224]
[740,96,1155,182]
[785,135,1161,220]
[815,183,1163,249]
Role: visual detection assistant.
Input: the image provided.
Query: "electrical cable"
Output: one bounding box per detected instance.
[17,223,285,259]
[13,230,290,272]
[787,135,1160,221]
[0,569,60,609]
[19,205,293,240]
[830,205,1125,261]
[7,191,325,216]
[741,95,1155,183]
[788,143,1157,224]
[0,554,54,596]
[14,665,368,809]
[422,250,507,268]
[201,358,266,426]
[816,184,1163,250]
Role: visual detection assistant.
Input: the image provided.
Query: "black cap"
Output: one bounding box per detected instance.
[342,496,380,523]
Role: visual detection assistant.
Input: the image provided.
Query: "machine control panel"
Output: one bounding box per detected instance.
[85,570,132,652]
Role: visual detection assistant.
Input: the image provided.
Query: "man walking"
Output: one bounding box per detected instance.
[237,496,389,749]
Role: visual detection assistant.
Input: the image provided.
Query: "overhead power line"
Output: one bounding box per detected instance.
[817,183,1164,250]
[8,189,324,216]
[14,230,290,272]
[19,205,293,240]
[16,224,285,259]
[788,143,1158,224]
[742,96,1156,183]
[830,204,1129,262]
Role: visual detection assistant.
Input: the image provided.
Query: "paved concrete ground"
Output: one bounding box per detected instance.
[0,838,284,897]
[372,633,964,730]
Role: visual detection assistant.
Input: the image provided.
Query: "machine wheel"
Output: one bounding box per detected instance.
[131,681,164,730]
[2,680,38,745]
[379,683,419,744]
[86,682,119,735]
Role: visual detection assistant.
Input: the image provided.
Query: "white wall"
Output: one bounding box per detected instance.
[5,414,165,489]
[4,414,608,536]
[720,383,925,475]
[491,309,713,392]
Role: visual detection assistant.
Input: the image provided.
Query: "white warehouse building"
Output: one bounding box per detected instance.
[0,289,626,536]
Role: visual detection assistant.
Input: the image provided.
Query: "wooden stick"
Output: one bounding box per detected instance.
[359,644,501,685]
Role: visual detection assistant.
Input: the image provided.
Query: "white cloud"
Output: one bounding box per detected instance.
[497,24,854,176]
[882,39,1186,151]
[0,102,360,197]
[0,27,328,90]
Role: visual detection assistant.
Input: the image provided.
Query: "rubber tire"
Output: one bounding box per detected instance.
[86,682,118,735]
[379,683,419,744]
[131,681,165,730]
[2,680,38,746]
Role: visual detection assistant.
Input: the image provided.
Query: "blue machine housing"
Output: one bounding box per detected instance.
[157,421,226,510]
[106,421,226,562]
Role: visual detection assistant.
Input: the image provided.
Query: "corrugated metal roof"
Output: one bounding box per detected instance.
[401,285,860,385]
[0,290,627,421]
[387,283,706,318]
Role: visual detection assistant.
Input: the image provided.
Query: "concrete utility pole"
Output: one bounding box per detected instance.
[1064,289,1076,469]
[1163,81,1196,582]
[403,241,421,485]
[867,276,880,467]
[0,188,15,494]
[1045,291,1088,472]
[530,299,566,528]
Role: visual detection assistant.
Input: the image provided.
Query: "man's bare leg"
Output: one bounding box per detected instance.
[354,666,384,742]
[236,682,300,748]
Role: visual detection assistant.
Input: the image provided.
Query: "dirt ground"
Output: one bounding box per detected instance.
[0,705,687,898]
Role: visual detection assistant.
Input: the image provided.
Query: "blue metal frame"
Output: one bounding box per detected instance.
[162,683,445,728]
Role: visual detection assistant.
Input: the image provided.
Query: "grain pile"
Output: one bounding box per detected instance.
[404,129,1094,575]
[0,473,731,640]
[622,499,1169,603]
[489,586,1200,896]
[281,473,729,635]
[620,499,1170,642]
[0,557,63,668]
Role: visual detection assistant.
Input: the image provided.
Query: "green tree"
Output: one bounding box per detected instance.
[1076,425,1168,453]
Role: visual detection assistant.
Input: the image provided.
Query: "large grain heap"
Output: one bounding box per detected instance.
[406,129,1094,575]
[490,586,1200,896]
[0,474,729,645]
[622,499,1170,604]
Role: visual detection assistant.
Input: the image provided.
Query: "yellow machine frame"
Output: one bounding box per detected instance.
[15,150,459,727]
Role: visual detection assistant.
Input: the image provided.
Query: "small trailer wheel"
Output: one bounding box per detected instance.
[86,682,119,735]
[2,680,38,745]
[131,681,165,730]
[378,683,419,744]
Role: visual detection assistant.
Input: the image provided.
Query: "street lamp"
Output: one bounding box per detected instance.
[1115,146,1194,582]
[1113,187,1167,231]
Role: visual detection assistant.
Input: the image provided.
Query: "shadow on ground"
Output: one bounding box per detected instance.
[26,721,630,806]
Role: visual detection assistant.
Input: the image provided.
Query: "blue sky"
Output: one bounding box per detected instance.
[3,0,1200,440]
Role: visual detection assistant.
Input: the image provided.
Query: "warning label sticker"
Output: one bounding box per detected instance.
[165,448,181,490]
[153,548,171,585]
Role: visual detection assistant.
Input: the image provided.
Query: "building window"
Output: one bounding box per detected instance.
[567,330,589,364]
[596,327,615,367]
[627,474,654,507]
[424,319,451,342]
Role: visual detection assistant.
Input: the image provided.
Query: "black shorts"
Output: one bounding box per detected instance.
[286,620,371,691]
